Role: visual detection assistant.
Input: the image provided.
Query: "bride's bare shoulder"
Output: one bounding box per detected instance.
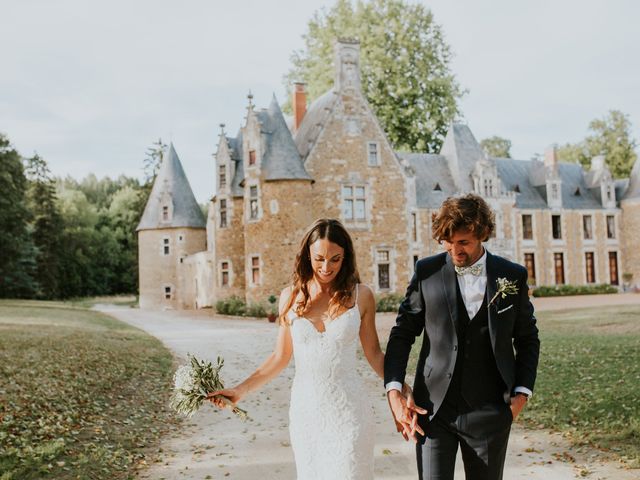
[355,284,375,308]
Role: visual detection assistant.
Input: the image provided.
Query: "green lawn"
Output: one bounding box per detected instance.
[404,304,640,467]
[0,300,178,480]
[521,305,640,467]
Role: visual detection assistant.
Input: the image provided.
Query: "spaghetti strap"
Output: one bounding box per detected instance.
[354,283,359,304]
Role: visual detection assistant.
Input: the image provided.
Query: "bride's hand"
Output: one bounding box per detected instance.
[401,383,428,438]
[207,387,243,409]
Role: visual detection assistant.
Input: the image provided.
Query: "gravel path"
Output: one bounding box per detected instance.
[96,293,640,480]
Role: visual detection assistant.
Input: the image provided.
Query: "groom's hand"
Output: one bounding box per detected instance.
[387,388,427,443]
[509,393,528,421]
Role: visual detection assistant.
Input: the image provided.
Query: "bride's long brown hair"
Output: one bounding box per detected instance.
[280,218,360,324]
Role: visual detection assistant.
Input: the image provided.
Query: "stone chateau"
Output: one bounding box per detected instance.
[137,39,640,310]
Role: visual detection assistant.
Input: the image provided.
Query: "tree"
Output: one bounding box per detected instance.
[555,142,586,166]
[25,154,64,298]
[284,0,464,152]
[480,136,511,158]
[107,186,142,293]
[144,138,167,185]
[556,110,638,178]
[137,137,167,220]
[0,134,38,297]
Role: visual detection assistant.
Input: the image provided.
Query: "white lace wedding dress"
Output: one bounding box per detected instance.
[287,287,375,480]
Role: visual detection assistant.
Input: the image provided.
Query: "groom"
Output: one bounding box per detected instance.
[384,193,540,480]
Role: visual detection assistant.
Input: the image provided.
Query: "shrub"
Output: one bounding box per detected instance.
[245,303,267,318]
[376,293,404,312]
[215,296,269,317]
[532,284,618,297]
[215,296,246,316]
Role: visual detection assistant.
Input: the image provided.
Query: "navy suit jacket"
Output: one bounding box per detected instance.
[384,251,540,419]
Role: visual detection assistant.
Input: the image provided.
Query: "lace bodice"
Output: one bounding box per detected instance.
[289,306,361,389]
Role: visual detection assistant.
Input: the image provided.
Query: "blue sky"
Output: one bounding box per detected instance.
[2,0,638,203]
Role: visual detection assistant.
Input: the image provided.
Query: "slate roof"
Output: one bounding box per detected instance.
[494,159,548,209]
[439,124,485,192]
[294,89,339,161]
[557,162,603,209]
[623,158,640,200]
[399,122,627,211]
[227,130,244,197]
[258,96,312,181]
[398,152,454,208]
[137,144,205,231]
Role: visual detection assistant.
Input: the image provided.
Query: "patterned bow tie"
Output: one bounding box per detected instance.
[455,263,483,276]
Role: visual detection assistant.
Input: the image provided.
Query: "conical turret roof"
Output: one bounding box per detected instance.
[623,158,640,200]
[258,95,312,181]
[137,143,205,231]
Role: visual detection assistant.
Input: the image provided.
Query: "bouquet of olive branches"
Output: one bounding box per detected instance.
[170,354,248,420]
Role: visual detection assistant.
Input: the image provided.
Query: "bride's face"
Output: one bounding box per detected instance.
[309,238,345,286]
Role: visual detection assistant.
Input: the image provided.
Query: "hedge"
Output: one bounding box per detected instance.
[532,284,618,297]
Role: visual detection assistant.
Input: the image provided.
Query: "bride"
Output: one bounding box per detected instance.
[209,218,421,479]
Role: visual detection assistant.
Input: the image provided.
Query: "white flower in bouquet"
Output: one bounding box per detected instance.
[170,354,248,420]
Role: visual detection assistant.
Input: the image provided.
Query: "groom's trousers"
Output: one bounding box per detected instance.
[416,402,512,480]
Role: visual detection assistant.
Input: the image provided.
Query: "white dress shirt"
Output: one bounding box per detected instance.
[386,249,532,398]
[457,250,487,319]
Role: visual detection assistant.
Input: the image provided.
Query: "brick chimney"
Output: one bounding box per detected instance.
[293,82,307,131]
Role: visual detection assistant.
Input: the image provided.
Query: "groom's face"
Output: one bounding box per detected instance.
[443,229,484,267]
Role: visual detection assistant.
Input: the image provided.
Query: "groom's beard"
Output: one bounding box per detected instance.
[452,253,469,266]
[449,246,484,267]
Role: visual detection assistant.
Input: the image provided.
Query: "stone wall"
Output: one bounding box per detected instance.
[512,208,621,286]
[181,251,214,309]
[212,195,246,301]
[621,198,640,289]
[138,227,206,309]
[243,179,314,305]
[304,90,411,293]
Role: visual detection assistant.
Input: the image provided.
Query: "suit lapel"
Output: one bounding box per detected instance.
[441,255,459,333]
[485,250,499,351]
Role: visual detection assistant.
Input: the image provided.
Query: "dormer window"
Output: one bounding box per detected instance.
[219,165,226,188]
[159,188,173,222]
[472,161,499,198]
[551,183,559,200]
[249,150,256,166]
[483,178,493,197]
[606,185,613,202]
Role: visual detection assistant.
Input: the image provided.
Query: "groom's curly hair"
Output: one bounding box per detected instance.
[280,218,360,325]
[432,193,495,242]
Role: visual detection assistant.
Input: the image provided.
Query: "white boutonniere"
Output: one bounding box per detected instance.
[488,277,518,308]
